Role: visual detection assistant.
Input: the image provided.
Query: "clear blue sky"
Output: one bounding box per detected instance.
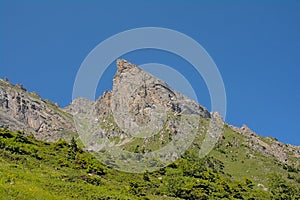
[1,1,299,145]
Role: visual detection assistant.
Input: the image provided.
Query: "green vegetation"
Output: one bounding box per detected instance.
[211,126,300,187]
[0,127,299,199]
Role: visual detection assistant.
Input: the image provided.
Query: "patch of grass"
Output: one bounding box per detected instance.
[0,127,299,199]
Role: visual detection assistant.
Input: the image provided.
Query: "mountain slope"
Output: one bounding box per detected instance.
[66,59,300,172]
[0,127,299,199]
[0,60,299,199]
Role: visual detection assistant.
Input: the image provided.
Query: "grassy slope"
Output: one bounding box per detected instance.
[211,125,300,186]
[0,127,299,199]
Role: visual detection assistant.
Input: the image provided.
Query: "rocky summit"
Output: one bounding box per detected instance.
[65,60,225,172]
[67,59,210,136]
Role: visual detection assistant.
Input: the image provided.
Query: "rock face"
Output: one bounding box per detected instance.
[113,60,210,118]
[66,59,211,138]
[0,79,75,141]
[111,59,210,134]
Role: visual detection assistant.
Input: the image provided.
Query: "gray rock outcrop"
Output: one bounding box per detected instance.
[66,59,211,138]
[0,79,75,141]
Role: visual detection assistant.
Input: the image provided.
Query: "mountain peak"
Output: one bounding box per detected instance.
[111,59,210,124]
[115,59,139,78]
[116,59,137,71]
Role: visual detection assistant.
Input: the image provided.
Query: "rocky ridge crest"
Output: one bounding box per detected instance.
[0,79,75,141]
[230,124,300,166]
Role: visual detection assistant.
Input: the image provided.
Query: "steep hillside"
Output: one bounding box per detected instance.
[0,128,299,199]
